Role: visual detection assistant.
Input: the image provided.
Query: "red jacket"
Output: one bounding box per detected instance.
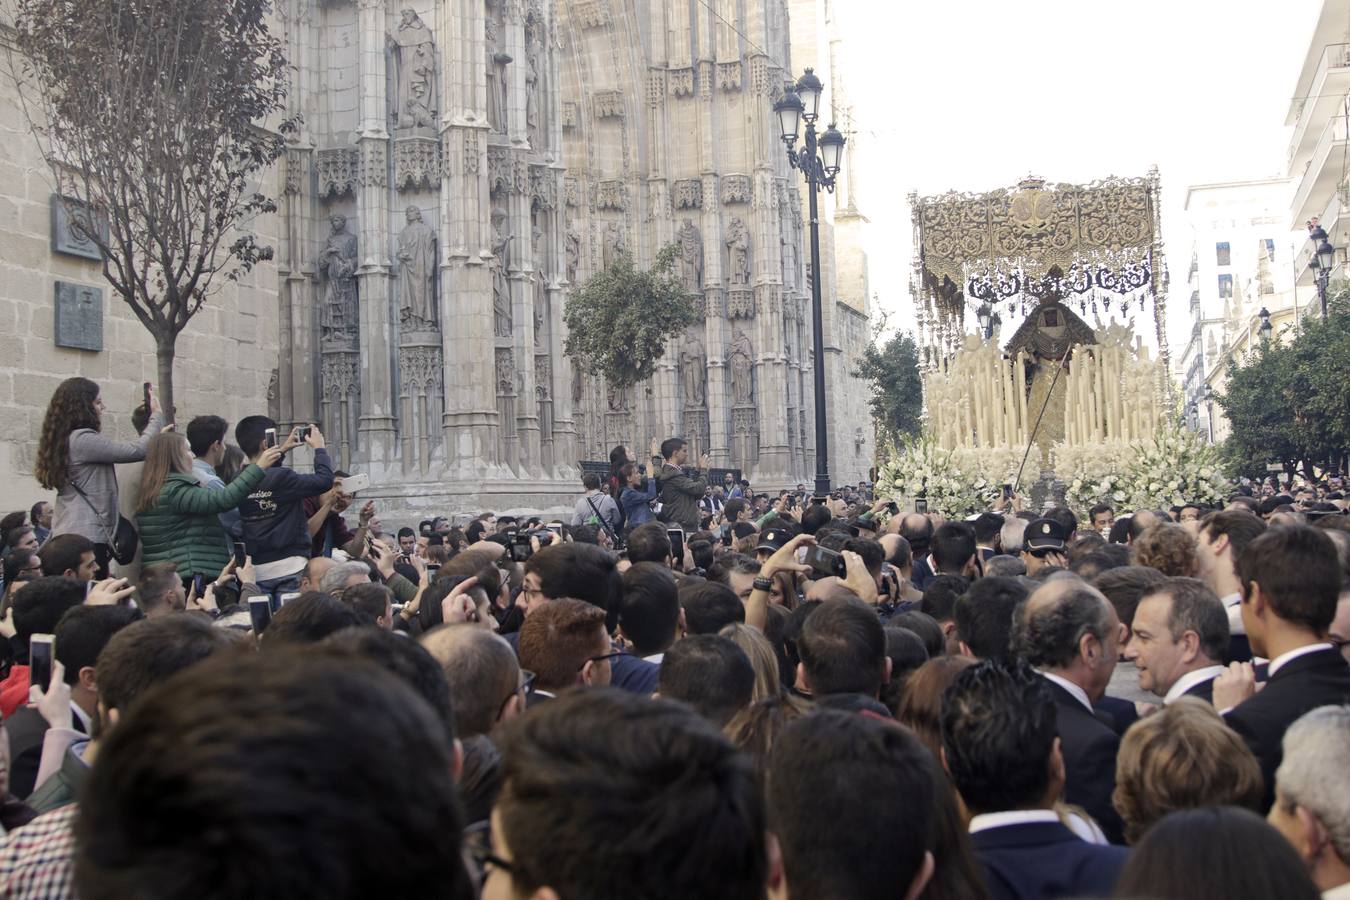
[0,665,31,719]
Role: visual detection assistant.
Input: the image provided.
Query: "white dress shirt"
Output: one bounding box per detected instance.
[968,809,1061,834]
[1322,881,1350,899]
[1039,671,1094,713]
[1268,643,1335,678]
[1163,665,1225,705]
[70,701,92,734]
[1222,592,1247,635]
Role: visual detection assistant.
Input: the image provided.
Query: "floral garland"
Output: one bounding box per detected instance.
[875,437,989,517]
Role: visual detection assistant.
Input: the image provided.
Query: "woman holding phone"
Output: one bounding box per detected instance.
[136,433,284,582]
[35,378,165,578]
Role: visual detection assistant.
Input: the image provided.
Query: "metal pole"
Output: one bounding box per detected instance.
[1320,270,1329,319]
[805,122,830,497]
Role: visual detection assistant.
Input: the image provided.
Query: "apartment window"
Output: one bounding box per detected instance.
[1218,274,1233,298]
[1215,242,1231,266]
[1263,238,1275,261]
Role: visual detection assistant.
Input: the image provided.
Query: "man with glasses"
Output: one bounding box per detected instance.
[516,599,613,706]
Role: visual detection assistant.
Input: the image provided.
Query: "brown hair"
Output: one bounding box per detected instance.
[137,434,194,513]
[35,377,101,490]
[1112,698,1263,844]
[722,693,811,775]
[517,599,607,691]
[896,655,976,759]
[1199,509,1268,559]
[1130,524,1199,578]
[719,623,782,702]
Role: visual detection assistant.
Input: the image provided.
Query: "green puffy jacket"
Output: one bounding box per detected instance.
[136,465,266,578]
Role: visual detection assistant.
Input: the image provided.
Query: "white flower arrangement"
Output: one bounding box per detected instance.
[1123,423,1231,510]
[876,436,989,517]
[1052,441,1135,519]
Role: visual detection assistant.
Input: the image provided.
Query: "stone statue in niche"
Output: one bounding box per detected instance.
[730,330,754,405]
[525,33,541,145]
[607,383,629,411]
[320,214,359,339]
[602,222,627,270]
[680,335,707,407]
[677,218,703,292]
[532,225,546,348]
[491,208,515,338]
[486,14,512,134]
[726,217,751,285]
[397,205,437,327]
[390,8,436,131]
[779,228,792,289]
[564,222,581,283]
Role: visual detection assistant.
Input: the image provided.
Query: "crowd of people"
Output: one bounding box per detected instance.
[0,374,1346,899]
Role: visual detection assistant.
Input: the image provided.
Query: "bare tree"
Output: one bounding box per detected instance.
[6,0,297,419]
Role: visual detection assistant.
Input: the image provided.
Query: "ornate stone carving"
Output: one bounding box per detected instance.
[677,218,703,292]
[647,69,666,105]
[488,148,513,196]
[397,205,438,328]
[726,216,751,285]
[394,137,441,191]
[729,330,754,405]
[593,89,624,119]
[674,179,702,210]
[669,67,694,98]
[749,56,771,97]
[595,180,627,211]
[399,344,443,392]
[315,148,357,199]
[320,214,359,346]
[601,221,628,269]
[698,60,715,99]
[722,175,752,205]
[321,352,360,401]
[703,288,723,318]
[463,131,481,174]
[716,61,742,91]
[491,208,515,338]
[529,166,557,210]
[495,348,515,395]
[607,383,630,411]
[574,0,609,28]
[390,8,437,130]
[564,176,580,207]
[284,150,305,195]
[525,29,542,145]
[358,143,387,188]
[535,355,552,401]
[565,222,581,283]
[727,289,755,318]
[680,336,706,408]
[561,101,578,129]
[645,181,665,222]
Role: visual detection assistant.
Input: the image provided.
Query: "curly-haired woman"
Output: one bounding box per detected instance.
[35,378,164,577]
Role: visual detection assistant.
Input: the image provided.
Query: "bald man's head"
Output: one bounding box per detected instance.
[1013,576,1121,699]
[805,576,864,604]
[300,557,336,592]
[419,626,520,737]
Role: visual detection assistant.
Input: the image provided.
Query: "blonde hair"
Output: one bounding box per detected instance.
[137,434,194,513]
[1113,697,1263,844]
[719,623,782,702]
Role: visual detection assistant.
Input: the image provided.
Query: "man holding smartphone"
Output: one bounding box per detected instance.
[234,417,332,601]
[655,438,709,533]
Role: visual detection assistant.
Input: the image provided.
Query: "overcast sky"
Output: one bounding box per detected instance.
[832,0,1323,350]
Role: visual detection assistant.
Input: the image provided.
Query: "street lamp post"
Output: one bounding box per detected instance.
[773,67,845,498]
[977,303,993,340]
[1204,385,1215,444]
[1308,223,1337,319]
[1258,306,1272,344]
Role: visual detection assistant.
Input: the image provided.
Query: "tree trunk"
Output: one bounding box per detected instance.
[154,333,177,425]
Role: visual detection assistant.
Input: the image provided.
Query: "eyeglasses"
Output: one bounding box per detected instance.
[584,650,623,668]
[497,670,535,720]
[464,822,516,886]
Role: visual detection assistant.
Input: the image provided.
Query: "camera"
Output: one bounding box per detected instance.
[296,424,312,441]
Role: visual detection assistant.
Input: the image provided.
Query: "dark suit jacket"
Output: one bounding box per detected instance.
[911,555,936,592]
[1180,673,1218,704]
[971,820,1130,900]
[1224,647,1350,810]
[1045,679,1125,844]
[1094,695,1138,735]
[5,705,86,800]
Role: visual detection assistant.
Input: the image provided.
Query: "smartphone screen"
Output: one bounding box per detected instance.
[233,541,248,568]
[29,634,54,692]
[667,528,685,563]
[192,574,206,598]
[248,597,273,635]
[143,381,152,410]
[1001,484,1012,500]
[916,499,929,514]
[263,428,278,450]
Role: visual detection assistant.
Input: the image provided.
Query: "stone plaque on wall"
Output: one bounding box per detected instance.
[50,195,106,260]
[53,281,104,352]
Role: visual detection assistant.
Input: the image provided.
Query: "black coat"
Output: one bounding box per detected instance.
[1045,679,1125,844]
[1224,646,1350,811]
[971,820,1130,900]
[5,705,86,800]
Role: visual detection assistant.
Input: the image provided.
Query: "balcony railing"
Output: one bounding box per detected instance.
[1289,43,1350,170]
[1292,113,1350,223]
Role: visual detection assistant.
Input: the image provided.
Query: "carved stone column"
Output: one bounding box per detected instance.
[355,0,396,464]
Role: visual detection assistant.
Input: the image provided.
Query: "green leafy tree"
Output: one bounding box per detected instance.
[563,244,701,390]
[9,0,296,420]
[1219,284,1350,480]
[852,330,923,444]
